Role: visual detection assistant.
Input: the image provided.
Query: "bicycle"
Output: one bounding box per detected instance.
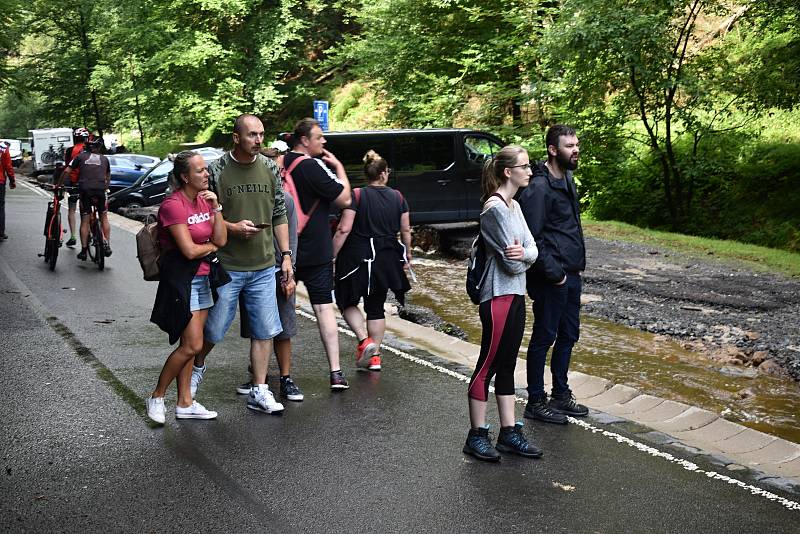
[85,193,108,271]
[39,184,64,271]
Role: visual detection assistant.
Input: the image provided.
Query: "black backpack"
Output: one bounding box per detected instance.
[466,232,490,304]
[466,193,505,304]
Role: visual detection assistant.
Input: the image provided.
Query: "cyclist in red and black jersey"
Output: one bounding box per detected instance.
[63,127,89,248]
[60,137,112,260]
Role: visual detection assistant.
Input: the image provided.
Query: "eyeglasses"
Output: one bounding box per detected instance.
[508,163,533,170]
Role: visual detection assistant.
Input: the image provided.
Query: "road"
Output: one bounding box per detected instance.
[1,181,798,532]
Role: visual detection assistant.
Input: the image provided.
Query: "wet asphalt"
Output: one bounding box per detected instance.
[1,184,798,532]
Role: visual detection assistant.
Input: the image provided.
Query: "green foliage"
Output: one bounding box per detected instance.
[2,0,799,255]
[591,113,800,252]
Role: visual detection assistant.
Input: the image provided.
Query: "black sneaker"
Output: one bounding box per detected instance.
[549,394,589,417]
[523,398,568,424]
[236,381,253,395]
[280,376,304,401]
[496,423,543,458]
[463,427,500,462]
[330,370,349,390]
[66,237,76,248]
[77,249,87,261]
[103,243,112,257]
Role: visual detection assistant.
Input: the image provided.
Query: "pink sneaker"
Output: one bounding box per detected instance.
[368,355,382,371]
[355,337,378,368]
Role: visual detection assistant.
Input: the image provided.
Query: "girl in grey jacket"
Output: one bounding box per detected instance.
[463,145,542,462]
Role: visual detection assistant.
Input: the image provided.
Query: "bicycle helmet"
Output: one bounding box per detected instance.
[73,127,90,140]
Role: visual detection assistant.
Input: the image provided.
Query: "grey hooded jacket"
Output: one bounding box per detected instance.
[478,196,538,303]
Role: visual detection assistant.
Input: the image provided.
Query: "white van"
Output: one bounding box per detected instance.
[0,138,23,167]
[29,128,74,175]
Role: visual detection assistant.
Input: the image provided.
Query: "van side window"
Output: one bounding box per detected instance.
[394,135,454,172]
[324,137,392,187]
[464,135,502,165]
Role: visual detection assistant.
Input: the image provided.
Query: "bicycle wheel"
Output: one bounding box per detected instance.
[48,213,61,271]
[43,240,51,263]
[47,239,58,271]
[93,220,104,271]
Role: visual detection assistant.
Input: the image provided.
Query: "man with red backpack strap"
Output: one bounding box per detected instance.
[283,118,353,389]
[63,127,90,248]
[0,141,16,240]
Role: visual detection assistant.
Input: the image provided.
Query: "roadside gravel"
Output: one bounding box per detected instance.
[578,237,800,381]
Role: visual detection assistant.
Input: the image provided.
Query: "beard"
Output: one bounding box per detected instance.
[556,151,579,171]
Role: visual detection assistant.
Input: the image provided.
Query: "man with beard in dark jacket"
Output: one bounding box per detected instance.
[518,124,589,425]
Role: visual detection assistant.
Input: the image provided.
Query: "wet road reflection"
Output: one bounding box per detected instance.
[408,254,800,444]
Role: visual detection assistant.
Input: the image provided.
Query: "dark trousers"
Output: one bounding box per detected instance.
[468,294,526,402]
[526,272,582,401]
[0,182,6,236]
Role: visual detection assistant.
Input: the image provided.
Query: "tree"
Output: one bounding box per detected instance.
[330,0,547,129]
[535,0,755,227]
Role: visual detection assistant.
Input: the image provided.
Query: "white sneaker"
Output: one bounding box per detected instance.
[146,396,166,425]
[190,365,206,399]
[247,384,284,414]
[175,400,218,420]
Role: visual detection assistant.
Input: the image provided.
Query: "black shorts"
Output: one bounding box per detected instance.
[65,186,79,207]
[79,189,108,216]
[295,262,334,305]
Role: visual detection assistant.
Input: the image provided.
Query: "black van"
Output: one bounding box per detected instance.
[323,129,504,224]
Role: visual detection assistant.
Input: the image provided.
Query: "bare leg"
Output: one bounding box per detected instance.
[68,205,76,238]
[275,338,292,376]
[176,360,194,407]
[342,306,367,340]
[79,215,90,249]
[100,212,111,244]
[151,310,208,405]
[496,394,516,428]
[468,397,488,429]
[194,340,214,368]
[313,303,340,371]
[366,318,386,347]
[250,338,273,385]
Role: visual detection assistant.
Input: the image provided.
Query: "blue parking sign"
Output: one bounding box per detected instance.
[313,100,329,132]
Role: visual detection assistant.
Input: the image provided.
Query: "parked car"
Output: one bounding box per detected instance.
[107,155,148,193]
[322,128,505,224]
[115,153,160,169]
[109,148,224,212]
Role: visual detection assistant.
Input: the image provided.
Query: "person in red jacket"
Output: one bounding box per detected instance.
[0,141,17,240]
[63,127,90,247]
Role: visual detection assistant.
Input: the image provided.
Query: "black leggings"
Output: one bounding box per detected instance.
[468,294,526,402]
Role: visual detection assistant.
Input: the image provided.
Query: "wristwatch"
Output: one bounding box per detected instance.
[281,250,293,257]
[213,204,223,212]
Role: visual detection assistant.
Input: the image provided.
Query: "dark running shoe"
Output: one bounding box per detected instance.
[524,398,568,425]
[549,394,589,417]
[77,249,88,261]
[330,370,349,390]
[66,237,76,248]
[463,426,500,462]
[103,243,112,257]
[280,376,304,401]
[496,423,543,458]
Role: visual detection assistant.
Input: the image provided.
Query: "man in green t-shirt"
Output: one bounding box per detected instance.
[191,114,294,416]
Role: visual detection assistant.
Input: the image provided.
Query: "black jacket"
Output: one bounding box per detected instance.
[518,161,586,288]
[150,249,231,344]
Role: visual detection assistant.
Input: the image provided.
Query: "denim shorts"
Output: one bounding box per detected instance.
[204,266,282,343]
[189,276,213,311]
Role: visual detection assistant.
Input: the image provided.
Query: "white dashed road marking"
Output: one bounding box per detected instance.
[298,308,800,512]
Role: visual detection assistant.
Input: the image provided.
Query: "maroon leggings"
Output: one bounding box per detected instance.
[468,294,526,402]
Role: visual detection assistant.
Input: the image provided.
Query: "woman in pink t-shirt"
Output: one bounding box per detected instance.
[146,151,227,424]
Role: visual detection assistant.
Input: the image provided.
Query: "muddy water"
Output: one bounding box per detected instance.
[408,255,800,444]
